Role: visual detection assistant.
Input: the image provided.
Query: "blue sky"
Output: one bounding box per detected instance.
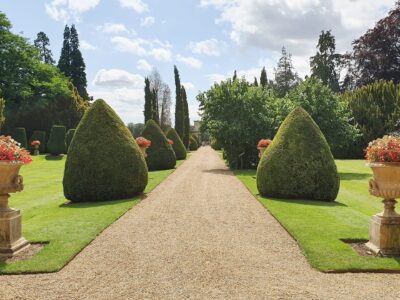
[0,0,395,124]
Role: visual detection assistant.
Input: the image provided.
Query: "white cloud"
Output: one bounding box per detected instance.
[80,40,97,50]
[96,23,130,34]
[45,0,100,22]
[140,16,155,27]
[111,36,172,62]
[137,59,153,72]
[189,38,225,56]
[118,0,148,13]
[207,67,263,84]
[93,68,144,88]
[182,82,195,90]
[176,54,203,69]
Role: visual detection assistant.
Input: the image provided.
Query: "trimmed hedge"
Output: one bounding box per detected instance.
[29,130,46,153]
[12,127,27,149]
[192,134,200,146]
[166,128,187,160]
[211,138,222,150]
[47,125,67,155]
[256,107,339,201]
[65,129,76,152]
[189,136,198,151]
[63,99,148,202]
[142,120,176,171]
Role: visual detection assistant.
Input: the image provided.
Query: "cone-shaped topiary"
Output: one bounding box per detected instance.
[29,130,46,153]
[63,99,148,202]
[166,128,187,160]
[65,129,76,152]
[47,125,67,155]
[257,107,339,201]
[192,134,200,146]
[12,127,27,149]
[142,120,176,171]
[189,136,198,151]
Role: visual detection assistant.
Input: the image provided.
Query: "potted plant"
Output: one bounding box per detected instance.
[257,139,272,158]
[31,140,41,156]
[365,135,400,256]
[135,137,151,158]
[0,135,31,256]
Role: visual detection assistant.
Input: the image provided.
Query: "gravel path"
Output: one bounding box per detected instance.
[1,146,400,299]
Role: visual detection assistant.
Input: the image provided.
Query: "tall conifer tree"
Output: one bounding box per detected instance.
[174,65,184,139]
[181,86,190,148]
[58,25,71,77]
[151,88,159,123]
[70,25,88,99]
[144,77,153,123]
[260,67,267,88]
[34,32,55,64]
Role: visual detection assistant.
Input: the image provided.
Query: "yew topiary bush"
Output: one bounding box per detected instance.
[166,128,186,160]
[12,127,27,149]
[63,99,148,202]
[47,125,67,155]
[142,120,176,171]
[29,130,46,153]
[65,129,75,152]
[189,136,198,151]
[256,107,339,201]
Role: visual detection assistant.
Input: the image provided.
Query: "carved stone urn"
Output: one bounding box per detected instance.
[366,162,400,256]
[0,162,30,257]
[139,147,148,158]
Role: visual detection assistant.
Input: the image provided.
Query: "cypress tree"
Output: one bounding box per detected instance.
[70,25,88,100]
[58,25,71,77]
[174,65,184,139]
[233,70,237,81]
[182,86,190,148]
[260,67,267,88]
[254,77,259,86]
[151,88,159,124]
[144,77,153,123]
[34,32,55,65]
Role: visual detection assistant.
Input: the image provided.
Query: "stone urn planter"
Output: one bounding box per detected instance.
[366,162,400,256]
[257,139,272,159]
[0,161,30,257]
[136,137,151,159]
[139,146,147,158]
[257,146,267,159]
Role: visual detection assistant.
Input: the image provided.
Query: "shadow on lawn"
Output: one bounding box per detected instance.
[59,197,138,208]
[45,154,64,161]
[339,172,371,181]
[261,197,348,207]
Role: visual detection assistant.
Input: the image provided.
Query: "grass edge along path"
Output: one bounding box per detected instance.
[234,160,400,273]
[0,156,187,275]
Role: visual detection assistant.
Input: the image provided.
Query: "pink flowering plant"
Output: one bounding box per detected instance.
[0,135,32,164]
[365,135,400,163]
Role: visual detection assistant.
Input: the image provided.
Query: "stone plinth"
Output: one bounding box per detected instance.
[0,194,29,257]
[366,207,400,256]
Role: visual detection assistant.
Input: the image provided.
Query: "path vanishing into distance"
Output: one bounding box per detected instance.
[1,146,400,299]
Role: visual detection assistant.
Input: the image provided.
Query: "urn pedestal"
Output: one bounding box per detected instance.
[139,147,147,158]
[366,163,400,256]
[0,162,30,257]
[257,147,267,159]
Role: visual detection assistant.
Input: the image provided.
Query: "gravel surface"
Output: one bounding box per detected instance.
[1,146,400,299]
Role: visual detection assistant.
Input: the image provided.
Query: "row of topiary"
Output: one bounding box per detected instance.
[11,126,76,155]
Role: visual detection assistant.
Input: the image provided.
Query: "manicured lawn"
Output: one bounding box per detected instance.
[235,160,400,272]
[0,155,185,274]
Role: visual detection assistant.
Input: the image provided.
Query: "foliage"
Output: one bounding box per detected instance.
[286,77,359,157]
[365,135,400,162]
[310,30,341,92]
[34,31,55,65]
[127,123,144,137]
[160,84,172,129]
[257,107,340,201]
[144,77,153,123]
[47,125,67,155]
[344,2,400,89]
[341,80,400,157]
[12,127,27,149]
[0,155,184,274]
[182,85,190,148]
[29,130,46,153]
[174,65,184,140]
[260,67,268,88]
[210,138,222,150]
[166,128,187,160]
[142,119,176,171]
[58,25,71,78]
[192,133,200,146]
[0,97,4,131]
[189,136,198,151]
[69,25,88,100]
[64,99,148,202]
[0,135,31,163]
[274,47,301,97]
[198,78,279,168]
[65,128,75,151]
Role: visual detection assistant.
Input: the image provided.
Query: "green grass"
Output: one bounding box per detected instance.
[234,160,400,272]
[0,155,185,274]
